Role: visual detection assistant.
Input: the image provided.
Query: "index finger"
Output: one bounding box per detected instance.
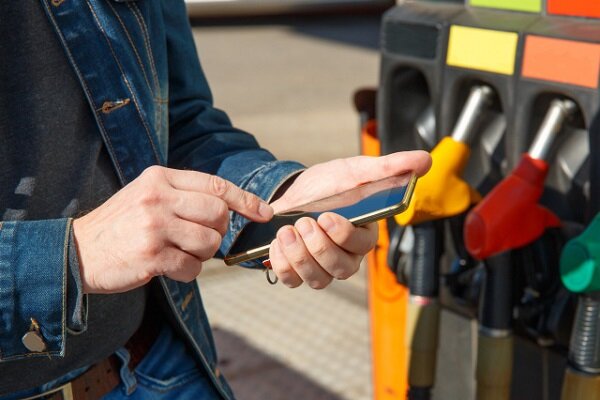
[163,168,273,222]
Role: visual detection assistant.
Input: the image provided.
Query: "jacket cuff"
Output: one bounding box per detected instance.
[218,160,305,258]
[66,224,88,334]
[0,219,71,361]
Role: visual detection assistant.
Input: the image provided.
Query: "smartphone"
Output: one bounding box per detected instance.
[224,172,417,266]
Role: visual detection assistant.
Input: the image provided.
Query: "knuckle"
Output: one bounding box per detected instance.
[137,270,154,285]
[367,234,379,252]
[214,200,230,229]
[365,223,379,246]
[204,229,222,256]
[179,275,196,283]
[291,254,310,267]
[139,186,162,207]
[381,155,394,174]
[210,175,229,197]
[241,192,260,211]
[273,264,300,288]
[181,265,203,283]
[308,278,330,290]
[278,271,300,288]
[141,165,165,181]
[219,221,229,237]
[140,235,164,258]
[311,242,330,259]
[215,199,229,218]
[171,256,203,282]
[282,278,302,288]
[277,264,294,277]
[213,201,230,235]
[333,264,357,280]
[170,255,186,272]
[338,226,356,247]
[139,209,162,231]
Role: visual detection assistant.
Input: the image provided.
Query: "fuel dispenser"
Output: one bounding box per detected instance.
[367,1,600,398]
[465,99,577,399]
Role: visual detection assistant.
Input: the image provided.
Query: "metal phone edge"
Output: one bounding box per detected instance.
[223,174,417,266]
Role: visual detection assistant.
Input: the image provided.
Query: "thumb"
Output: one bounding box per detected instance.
[355,150,432,180]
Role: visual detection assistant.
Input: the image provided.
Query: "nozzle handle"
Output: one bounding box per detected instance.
[561,214,600,293]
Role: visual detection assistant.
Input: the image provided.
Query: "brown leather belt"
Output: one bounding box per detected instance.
[28,314,161,400]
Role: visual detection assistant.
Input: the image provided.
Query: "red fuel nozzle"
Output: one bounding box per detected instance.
[464,99,576,260]
[464,155,560,260]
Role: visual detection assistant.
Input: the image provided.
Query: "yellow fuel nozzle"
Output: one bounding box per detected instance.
[396,85,493,226]
[396,137,481,225]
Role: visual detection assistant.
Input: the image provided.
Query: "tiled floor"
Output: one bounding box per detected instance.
[199,261,371,400]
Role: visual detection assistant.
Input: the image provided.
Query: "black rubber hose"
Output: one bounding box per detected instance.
[479,252,514,331]
[409,221,442,297]
[408,387,431,400]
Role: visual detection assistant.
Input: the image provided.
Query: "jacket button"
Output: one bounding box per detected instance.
[214,367,221,378]
[22,331,47,352]
[51,0,65,6]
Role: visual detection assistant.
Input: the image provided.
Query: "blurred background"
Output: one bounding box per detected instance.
[189,3,390,400]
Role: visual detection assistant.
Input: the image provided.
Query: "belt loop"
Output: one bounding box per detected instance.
[61,383,74,400]
[18,383,73,400]
[114,347,138,395]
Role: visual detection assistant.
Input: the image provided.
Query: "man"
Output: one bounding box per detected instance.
[0,1,430,399]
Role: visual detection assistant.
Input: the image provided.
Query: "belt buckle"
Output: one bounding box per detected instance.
[21,382,73,400]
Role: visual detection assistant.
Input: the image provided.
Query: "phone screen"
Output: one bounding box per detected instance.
[224,172,416,265]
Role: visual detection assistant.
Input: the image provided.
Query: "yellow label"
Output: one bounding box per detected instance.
[447,26,519,75]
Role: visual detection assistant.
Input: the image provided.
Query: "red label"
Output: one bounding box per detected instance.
[547,0,600,19]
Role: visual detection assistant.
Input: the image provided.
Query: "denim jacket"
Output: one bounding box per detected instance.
[0,1,303,398]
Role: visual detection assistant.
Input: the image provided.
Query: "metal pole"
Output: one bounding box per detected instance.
[451,85,494,145]
[528,99,576,161]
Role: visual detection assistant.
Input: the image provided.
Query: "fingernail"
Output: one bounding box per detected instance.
[296,219,314,239]
[279,227,296,247]
[259,202,273,219]
[320,214,336,233]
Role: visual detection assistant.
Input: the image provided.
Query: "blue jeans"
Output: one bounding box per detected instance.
[102,323,223,400]
[2,322,224,400]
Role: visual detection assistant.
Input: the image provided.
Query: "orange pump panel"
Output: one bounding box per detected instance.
[522,36,600,89]
[362,122,410,400]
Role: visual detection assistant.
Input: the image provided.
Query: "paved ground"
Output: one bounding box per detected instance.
[190,14,381,165]
[191,13,383,400]
[199,262,371,400]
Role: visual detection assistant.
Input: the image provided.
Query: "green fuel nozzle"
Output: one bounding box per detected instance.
[560,215,600,397]
[560,215,600,293]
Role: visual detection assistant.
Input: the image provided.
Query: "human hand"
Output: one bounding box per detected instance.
[268,151,431,289]
[73,166,273,294]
